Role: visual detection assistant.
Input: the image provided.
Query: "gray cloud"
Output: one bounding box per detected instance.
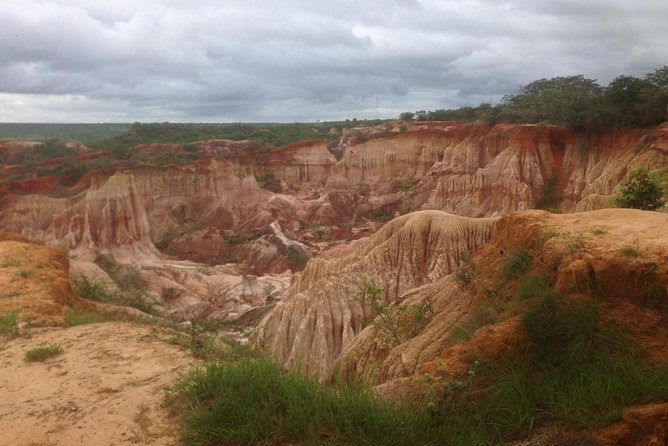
[0,0,667,122]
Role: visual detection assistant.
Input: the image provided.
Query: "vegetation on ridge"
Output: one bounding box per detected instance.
[401,65,668,129]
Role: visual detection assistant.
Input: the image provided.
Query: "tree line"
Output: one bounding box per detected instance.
[400,66,668,129]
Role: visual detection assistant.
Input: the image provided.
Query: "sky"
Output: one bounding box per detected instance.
[1,0,667,123]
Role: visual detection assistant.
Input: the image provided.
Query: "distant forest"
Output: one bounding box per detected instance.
[0,119,385,150]
[401,66,668,129]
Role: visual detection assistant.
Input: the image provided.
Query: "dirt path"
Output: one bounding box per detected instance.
[0,322,198,446]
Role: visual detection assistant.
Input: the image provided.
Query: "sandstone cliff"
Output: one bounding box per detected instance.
[252,210,496,378]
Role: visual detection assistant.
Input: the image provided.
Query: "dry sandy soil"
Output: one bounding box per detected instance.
[0,322,198,446]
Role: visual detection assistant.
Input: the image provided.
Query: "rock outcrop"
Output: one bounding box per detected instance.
[0,232,89,326]
[252,211,496,378]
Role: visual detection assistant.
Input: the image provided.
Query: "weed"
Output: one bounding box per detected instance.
[503,249,533,278]
[536,228,559,247]
[0,310,19,338]
[592,227,608,236]
[399,203,413,215]
[398,179,414,193]
[355,281,434,346]
[516,275,555,300]
[286,246,310,270]
[65,310,106,326]
[618,245,640,257]
[25,343,63,362]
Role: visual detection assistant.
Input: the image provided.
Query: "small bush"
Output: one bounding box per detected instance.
[355,281,434,346]
[614,166,666,211]
[0,310,19,338]
[618,245,640,257]
[503,249,533,278]
[398,180,414,193]
[65,310,106,326]
[592,227,608,235]
[25,343,63,362]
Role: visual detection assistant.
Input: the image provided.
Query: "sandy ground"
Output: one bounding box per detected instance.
[0,322,198,446]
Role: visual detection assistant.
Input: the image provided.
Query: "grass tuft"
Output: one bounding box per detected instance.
[25,343,63,362]
[618,245,640,257]
[0,310,19,338]
[65,310,106,326]
[503,249,533,278]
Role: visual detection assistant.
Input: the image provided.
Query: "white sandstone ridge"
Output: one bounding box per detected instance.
[251,210,497,379]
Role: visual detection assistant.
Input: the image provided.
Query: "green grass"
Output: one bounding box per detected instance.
[25,343,63,362]
[171,353,431,446]
[65,310,106,326]
[502,249,533,278]
[618,245,640,257]
[591,227,608,236]
[516,274,555,300]
[0,310,19,338]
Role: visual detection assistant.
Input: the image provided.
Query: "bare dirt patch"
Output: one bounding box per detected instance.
[0,322,198,446]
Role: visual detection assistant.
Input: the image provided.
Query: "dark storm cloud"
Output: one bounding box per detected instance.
[1,0,667,122]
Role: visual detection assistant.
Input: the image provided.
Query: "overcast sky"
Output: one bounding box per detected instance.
[1,0,666,123]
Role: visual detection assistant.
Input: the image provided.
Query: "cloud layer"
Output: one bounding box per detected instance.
[1,0,667,122]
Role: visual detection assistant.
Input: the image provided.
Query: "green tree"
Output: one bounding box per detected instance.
[615,167,666,211]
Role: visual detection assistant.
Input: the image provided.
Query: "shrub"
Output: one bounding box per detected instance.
[398,180,414,193]
[614,167,666,211]
[25,343,63,362]
[503,249,533,278]
[618,245,640,257]
[0,310,19,338]
[355,281,434,346]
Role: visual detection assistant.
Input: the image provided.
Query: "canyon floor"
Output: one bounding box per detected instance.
[0,322,197,446]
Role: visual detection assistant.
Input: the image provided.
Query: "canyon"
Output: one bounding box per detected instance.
[1,120,667,445]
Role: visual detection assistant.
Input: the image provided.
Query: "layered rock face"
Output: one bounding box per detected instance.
[252,211,496,378]
[253,208,668,387]
[1,122,666,323]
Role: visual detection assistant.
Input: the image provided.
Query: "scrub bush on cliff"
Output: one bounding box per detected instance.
[615,167,666,211]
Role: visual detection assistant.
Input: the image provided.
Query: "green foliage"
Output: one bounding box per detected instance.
[65,310,106,326]
[502,249,533,278]
[536,174,560,211]
[254,172,280,192]
[171,354,430,446]
[286,246,310,270]
[516,274,555,300]
[400,66,668,130]
[618,245,640,257]
[592,227,608,236]
[399,112,415,121]
[91,120,385,151]
[371,208,391,223]
[615,167,666,211]
[0,310,20,338]
[398,179,414,193]
[398,203,413,215]
[25,343,63,362]
[355,281,434,346]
